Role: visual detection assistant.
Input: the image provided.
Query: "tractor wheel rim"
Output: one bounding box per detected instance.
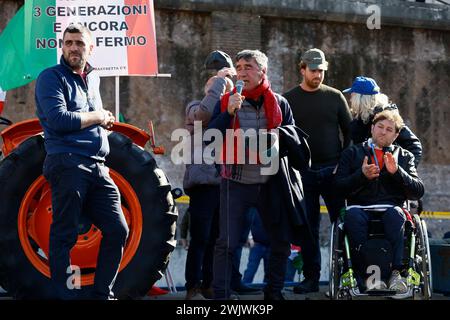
[17,170,142,286]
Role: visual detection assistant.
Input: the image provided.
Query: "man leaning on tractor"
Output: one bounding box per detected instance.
[35,23,129,300]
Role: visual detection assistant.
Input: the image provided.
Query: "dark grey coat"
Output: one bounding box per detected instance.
[267,125,313,245]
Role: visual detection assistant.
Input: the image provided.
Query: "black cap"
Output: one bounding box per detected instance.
[204,50,233,71]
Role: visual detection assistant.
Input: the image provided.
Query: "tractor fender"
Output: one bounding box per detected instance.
[1,118,150,157]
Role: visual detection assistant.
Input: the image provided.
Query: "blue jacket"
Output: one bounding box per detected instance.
[35,56,109,161]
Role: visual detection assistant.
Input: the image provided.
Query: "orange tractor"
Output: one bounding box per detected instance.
[0,116,178,299]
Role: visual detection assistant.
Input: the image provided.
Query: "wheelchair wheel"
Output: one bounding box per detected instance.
[329,219,344,299]
[413,215,433,300]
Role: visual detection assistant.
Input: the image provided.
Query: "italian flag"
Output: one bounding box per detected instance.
[0,0,158,91]
[0,88,5,115]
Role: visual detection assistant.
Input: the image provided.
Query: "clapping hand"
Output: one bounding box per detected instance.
[384,152,398,174]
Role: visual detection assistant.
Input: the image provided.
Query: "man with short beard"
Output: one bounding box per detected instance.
[35,23,129,300]
[334,110,424,293]
[283,48,352,294]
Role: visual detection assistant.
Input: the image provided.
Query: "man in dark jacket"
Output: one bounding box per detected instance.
[208,49,299,300]
[35,23,129,299]
[334,110,424,293]
[343,76,422,167]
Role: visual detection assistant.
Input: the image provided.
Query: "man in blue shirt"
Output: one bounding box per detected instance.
[35,23,129,300]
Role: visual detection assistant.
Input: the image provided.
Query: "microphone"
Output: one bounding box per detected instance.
[231,80,244,117]
[235,80,244,95]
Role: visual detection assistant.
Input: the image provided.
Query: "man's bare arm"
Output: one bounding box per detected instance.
[79,109,115,129]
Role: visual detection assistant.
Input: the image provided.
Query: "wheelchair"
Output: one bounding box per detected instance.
[329,204,432,300]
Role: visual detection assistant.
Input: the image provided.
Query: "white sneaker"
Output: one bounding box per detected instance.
[388,270,407,294]
[366,280,388,290]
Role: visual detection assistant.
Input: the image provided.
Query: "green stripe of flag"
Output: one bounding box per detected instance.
[0,1,56,91]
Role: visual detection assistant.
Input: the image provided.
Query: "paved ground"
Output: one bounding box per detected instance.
[145,284,450,301]
[1,284,448,300]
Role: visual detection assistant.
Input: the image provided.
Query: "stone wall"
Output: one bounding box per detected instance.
[1,0,449,210]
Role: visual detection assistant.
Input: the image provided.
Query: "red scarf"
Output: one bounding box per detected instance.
[219,76,282,165]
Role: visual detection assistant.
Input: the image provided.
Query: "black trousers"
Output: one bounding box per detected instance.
[300,165,344,281]
[213,179,290,299]
[184,185,220,290]
[44,153,129,299]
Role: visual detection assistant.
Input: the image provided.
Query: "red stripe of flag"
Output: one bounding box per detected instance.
[0,88,6,115]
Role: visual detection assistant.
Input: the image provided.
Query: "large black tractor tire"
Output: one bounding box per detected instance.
[0,132,178,299]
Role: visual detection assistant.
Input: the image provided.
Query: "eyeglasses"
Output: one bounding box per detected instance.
[373,103,398,115]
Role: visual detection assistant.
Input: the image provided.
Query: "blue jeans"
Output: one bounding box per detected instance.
[44,153,129,300]
[243,242,270,284]
[299,165,344,281]
[344,206,406,269]
[285,259,298,282]
[242,208,270,284]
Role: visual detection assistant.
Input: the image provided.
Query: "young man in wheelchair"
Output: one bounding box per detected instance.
[334,109,424,293]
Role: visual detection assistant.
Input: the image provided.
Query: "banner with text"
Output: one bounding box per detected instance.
[0,0,158,90]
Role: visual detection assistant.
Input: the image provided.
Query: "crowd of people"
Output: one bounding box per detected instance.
[178,47,424,300]
[35,22,424,300]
